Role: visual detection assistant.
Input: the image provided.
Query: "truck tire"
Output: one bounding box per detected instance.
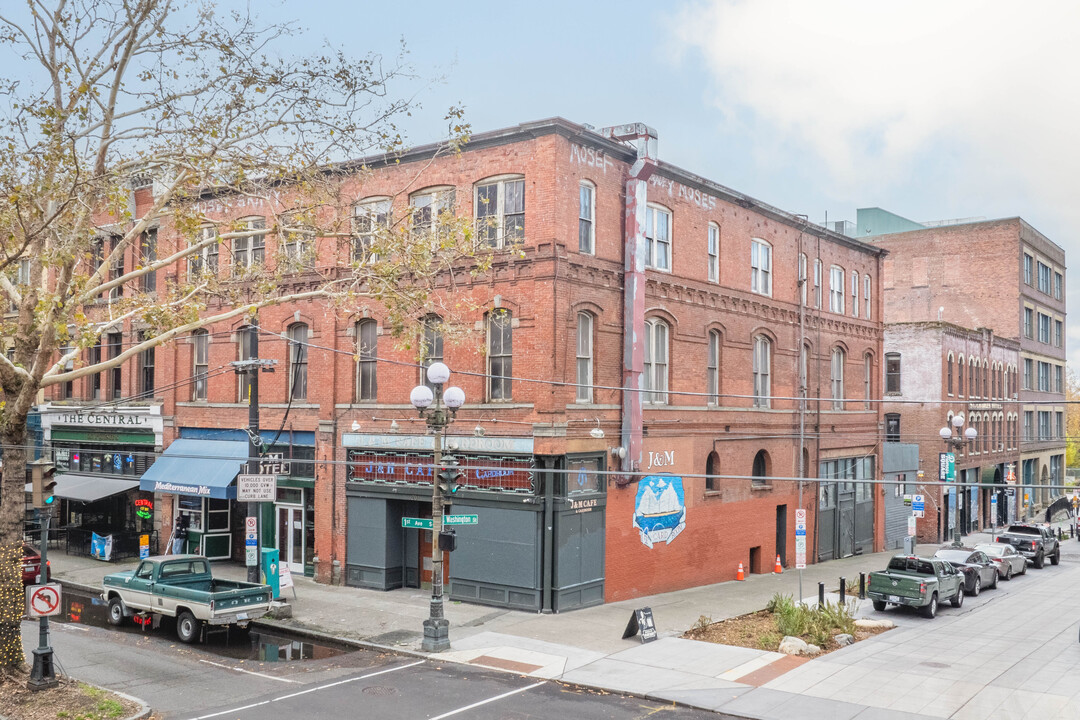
[107,597,126,627]
[951,587,964,608]
[872,600,886,612]
[176,611,201,644]
[1034,551,1045,569]
[920,593,938,618]
[1051,549,1060,566]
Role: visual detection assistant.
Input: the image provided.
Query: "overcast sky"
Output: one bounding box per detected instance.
[173,2,1080,369]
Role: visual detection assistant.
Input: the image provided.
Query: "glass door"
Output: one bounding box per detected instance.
[276,505,304,573]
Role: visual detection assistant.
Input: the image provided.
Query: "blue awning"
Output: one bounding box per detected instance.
[139,438,249,499]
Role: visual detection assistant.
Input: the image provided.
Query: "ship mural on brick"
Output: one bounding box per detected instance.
[633,475,686,548]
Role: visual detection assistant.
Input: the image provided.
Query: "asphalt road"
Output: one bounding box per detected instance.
[20,614,726,719]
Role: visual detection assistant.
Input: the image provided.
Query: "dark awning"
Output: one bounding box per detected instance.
[139,438,248,499]
[54,473,140,503]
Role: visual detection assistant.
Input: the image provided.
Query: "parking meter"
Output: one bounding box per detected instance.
[261,548,280,600]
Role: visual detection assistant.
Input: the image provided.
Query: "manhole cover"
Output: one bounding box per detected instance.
[920,661,949,668]
[362,686,399,697]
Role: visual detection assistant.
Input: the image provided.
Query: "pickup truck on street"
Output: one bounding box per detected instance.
[867,555,965,618]
[995,523,1060,568]
[102,555,272,643]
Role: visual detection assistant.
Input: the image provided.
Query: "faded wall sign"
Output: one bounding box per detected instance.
[633,475,686,549]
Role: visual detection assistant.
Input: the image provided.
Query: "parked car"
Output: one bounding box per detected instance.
[102,555,272,643]
[974,542,1027,580]
[933,547,998,595]
[21,544,48,586]
[867,555,965,618]
[996,523,1060,568]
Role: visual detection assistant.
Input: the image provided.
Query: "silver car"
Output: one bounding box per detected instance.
[975,542,1027,581]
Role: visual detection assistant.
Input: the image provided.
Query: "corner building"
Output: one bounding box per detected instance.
[46,119,885,610]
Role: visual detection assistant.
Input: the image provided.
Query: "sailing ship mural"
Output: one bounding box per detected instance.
[633,475,686,548]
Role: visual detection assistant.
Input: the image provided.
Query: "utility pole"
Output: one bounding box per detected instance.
[246,320,261,583]
[28,459,57,691]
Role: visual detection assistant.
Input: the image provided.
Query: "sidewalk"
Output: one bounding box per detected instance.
[51,527,1073,720]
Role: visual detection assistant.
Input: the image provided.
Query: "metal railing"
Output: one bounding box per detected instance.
[64,528,158,561]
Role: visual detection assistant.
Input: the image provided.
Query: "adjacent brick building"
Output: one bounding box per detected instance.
[39,118,887,608]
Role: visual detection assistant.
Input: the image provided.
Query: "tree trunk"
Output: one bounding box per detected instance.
[0,422,29,668]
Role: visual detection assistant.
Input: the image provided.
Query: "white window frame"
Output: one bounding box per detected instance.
[475,175,525,249]
[708,223,720,283]
[280,216,314,267]
[355,319,378,402]
[829,265,844,313]
[752,335,771,408]
[645,204,672,271]
[863,274,871,320]
[192,330,209,401]
[579,181,595,255]
[831,347,845,410]
[813,258,822,308]
[353,197,391,263]
[232,217,266,273]
[190,225,219,280]
[643,318,669,404]
[287,323,309,401]
[487,309,513,401]
[576,311,593,403]
[864,353,872,410]
[410,186,455,244]
[707,329,720,405]
[798,253,807,305]
[851,270,859,317]
[750,239,772,296]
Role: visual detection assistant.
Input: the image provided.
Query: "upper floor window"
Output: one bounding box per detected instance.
[58,345,73,399]
[487,308,513,401]
[192,330,209,401]
[851,270,859,317]
[280,215,315,268]
[830,348,845,410]
[813,258,822,308]
[10,257,30,312]
[137,332,155,398]
[190,226,220,280]
[1022,358,1032,390]
[411,186,455,243]
[287,323,309,401]
[1055,319,1063,348]
[356,319,377,402]
[798,253,807,305]
[958,357,965,396]
[578,182,595,254]
[1037,261,1052,294]
[752,335,771,409]
[1054,271,1063,300]
[947,353,954,395]
[106,332,122,399]
[708,224,720,283]
[1055,364,1064,394]
[864,353,873,410]
[420,315,444,390]
[707,330,721,405]
[885,352,901,394]
[1037,360,1050,392]
[140,229,157,293]
[1023,254,1033,285]
[107,237,124,300]
[1023,307,1033,338]
[885,413,901,442]
[576,312,593,403]
[645,204,671,271]
[476,176,525,248]
[353,197,391,263]
[829,266,844,313]
[644,318,669,404]
[232,217,266,274]
[863,275,871,320]
[1038,312,1051,343]
[750,239,771,296]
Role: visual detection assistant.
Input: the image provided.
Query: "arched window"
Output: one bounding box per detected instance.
[644,318,669,404]
[355,319,377,402]
[192,330,209,401]
[708,224,720,283]
[287,323,309,401]
[752,450,769,487]
[487,308,513,400]
[752,335,771,408]
[864,353,873,410]
[705,451,720,491]
[411,186,455,243]
[969,361,977,399]
[958,356,965,397]
[576,311,594,403]
[831,347,845,410]
[947,353,954,395]
[707,330,721,405]
[982,361,989,401]
[353,197,391,263]
[800,342,811,395]
[190,225,220,279]
[476,175,525,248]
[231,217,265,275]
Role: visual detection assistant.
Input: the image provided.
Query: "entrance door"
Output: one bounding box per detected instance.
[775,505,787,567]
[838,485,855,558]
[276,505,304,573]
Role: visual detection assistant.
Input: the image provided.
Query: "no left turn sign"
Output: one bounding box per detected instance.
[26,583,62,618]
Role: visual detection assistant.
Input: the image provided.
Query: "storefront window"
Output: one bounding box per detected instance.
[178,496,203,532]
[276,487,302,504]
[565,456,604,495]
[206,498,230,531]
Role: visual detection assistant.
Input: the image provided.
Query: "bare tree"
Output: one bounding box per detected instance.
[0,0,478,668]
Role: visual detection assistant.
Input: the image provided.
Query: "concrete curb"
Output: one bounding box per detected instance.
[83,681,151,720]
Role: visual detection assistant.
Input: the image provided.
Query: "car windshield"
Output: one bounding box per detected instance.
[935,550,973,563]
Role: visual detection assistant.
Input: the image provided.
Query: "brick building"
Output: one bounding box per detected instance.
[40,118,886,609]
[862,209,1067,520]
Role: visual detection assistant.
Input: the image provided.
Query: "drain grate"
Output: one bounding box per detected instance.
[362,686,399,697]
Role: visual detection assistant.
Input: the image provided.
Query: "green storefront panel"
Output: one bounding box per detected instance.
[52,429,156,444]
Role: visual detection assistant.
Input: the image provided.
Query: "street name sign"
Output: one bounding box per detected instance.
[237,474,276,502]
[402,517,433,530]
[444,514,479,526]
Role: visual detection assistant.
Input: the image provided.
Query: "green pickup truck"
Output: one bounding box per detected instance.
[867,555,965,619]
[102,555,272,643]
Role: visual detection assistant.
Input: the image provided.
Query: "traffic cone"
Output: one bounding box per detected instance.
[774,555,783,573]
[736,562,745,581]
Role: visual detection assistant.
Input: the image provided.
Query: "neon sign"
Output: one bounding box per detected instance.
[135,498,153,520]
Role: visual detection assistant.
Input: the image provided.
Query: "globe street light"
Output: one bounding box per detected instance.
[411,362,464,652]
[940,414,978,547]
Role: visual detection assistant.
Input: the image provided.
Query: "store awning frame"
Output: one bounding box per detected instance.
[139,438,248,500]
[53,473,140,503]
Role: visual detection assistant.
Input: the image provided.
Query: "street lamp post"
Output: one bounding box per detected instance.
[410,362,465,653]
[939,413,978,547]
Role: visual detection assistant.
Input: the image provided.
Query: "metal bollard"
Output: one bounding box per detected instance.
[859,572,866,599]
[818,582,825,607]
[839,577,846,603]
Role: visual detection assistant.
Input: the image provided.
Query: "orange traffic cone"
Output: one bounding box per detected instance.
[774,555,783,573]
[736,562,745,581]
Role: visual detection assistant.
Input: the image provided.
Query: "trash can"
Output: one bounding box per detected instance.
[261,547,280,600]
